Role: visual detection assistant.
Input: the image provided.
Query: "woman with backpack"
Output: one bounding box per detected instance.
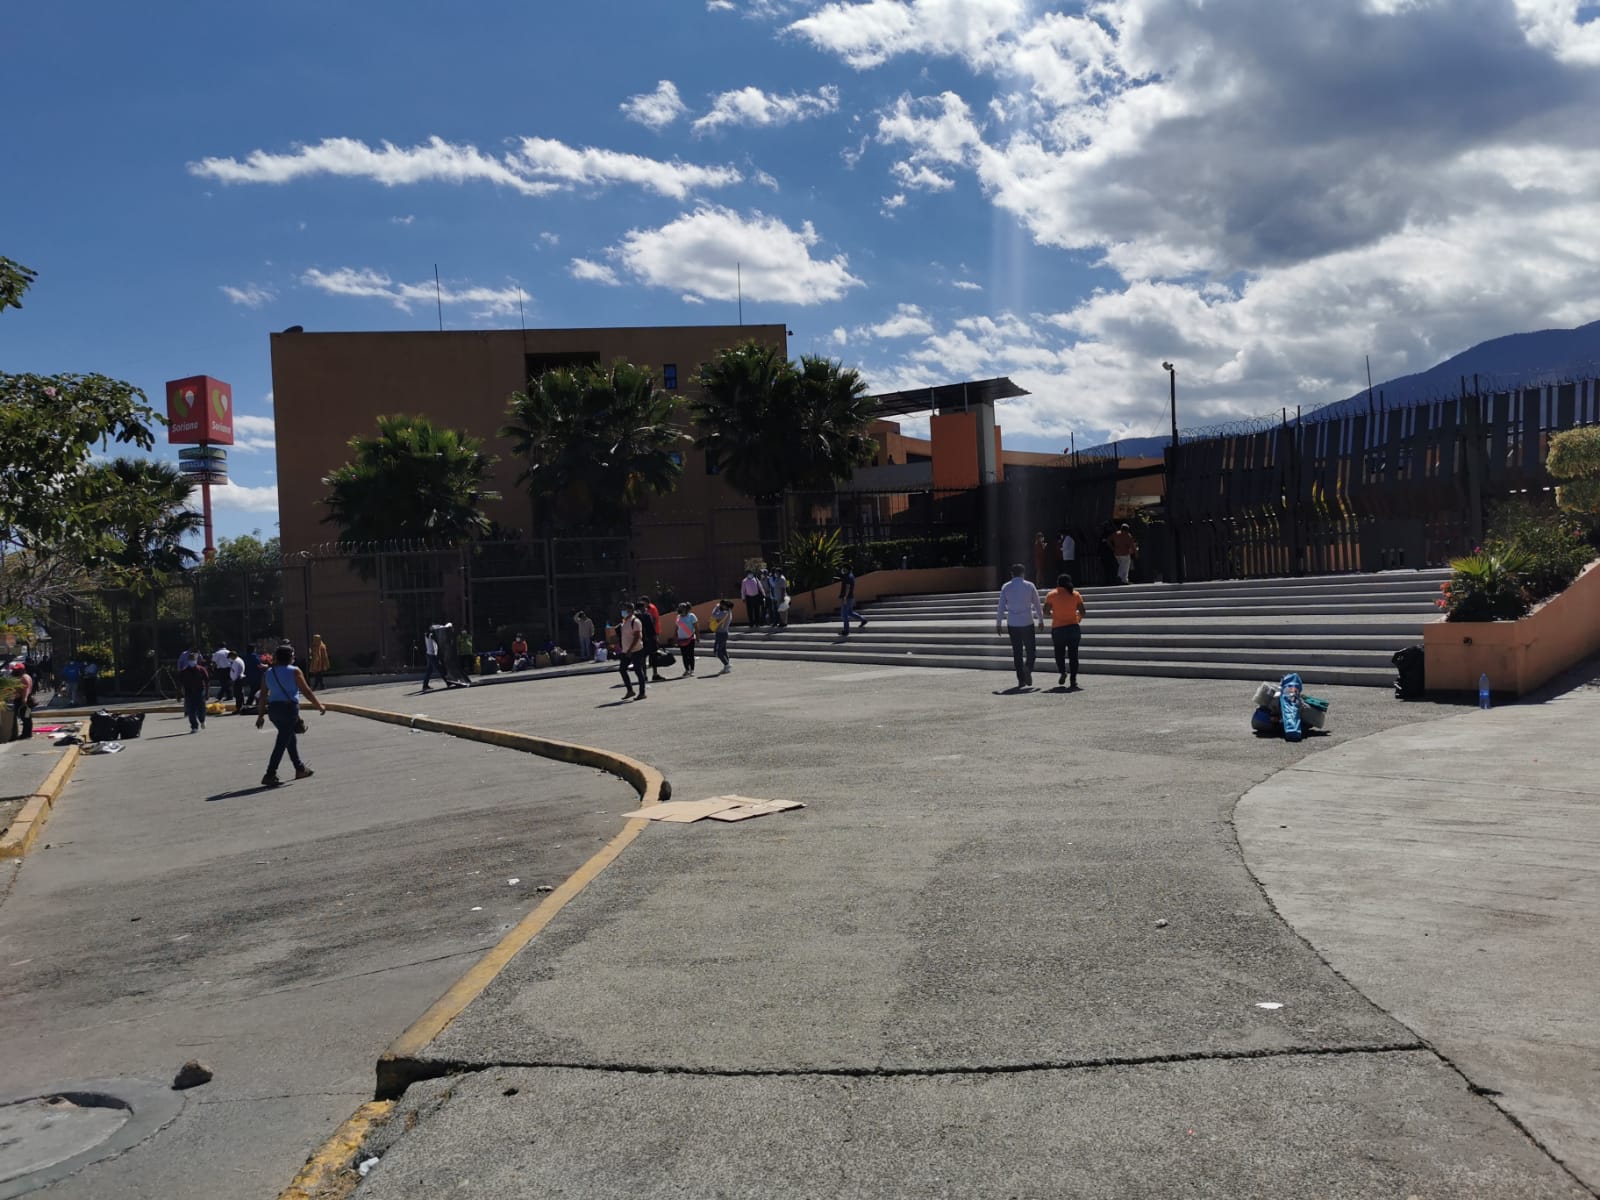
[255,643,327,787]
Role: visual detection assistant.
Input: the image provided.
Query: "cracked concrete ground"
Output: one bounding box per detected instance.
[335,661,1593,1198]
[0,711,636,1200]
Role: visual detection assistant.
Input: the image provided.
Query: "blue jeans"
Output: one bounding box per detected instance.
[183,691,207,729]
[266,701,304,774]
[714,630,729,667]
[840,597,865,633]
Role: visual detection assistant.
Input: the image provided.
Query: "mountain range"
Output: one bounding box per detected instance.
[1081,318,1600,456]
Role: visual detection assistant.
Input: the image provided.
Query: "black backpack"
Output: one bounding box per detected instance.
[1392,645,1425,700]
[89,710,118,742]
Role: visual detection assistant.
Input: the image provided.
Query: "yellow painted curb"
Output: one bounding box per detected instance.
[277,1099,394,1200]
[322,700,670,1100]
[0,745,80,860]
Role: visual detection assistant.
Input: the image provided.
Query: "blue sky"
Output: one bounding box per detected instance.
[6,0,1600,544]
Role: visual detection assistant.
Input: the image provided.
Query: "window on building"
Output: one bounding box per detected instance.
[663,363,678,390]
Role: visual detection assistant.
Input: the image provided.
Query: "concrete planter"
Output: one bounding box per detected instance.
[1424,559,1600,695]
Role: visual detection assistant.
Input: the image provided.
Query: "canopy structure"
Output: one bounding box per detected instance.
[868,376,1029,419]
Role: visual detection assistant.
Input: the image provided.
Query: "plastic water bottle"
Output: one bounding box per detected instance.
[1478,672,1491,710]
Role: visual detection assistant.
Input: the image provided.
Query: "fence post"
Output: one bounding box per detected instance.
[1462,374,1485,546]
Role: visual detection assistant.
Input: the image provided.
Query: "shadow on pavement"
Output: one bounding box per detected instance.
[205,784,288,802]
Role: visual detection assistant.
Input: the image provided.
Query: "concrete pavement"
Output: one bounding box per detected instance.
[1237,662,1600,1190]
[0,708,636,1200]
[330,660,1591,1197]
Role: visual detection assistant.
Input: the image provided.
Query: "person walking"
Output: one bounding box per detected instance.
[422,624,464,691]
[229,652,246,710]
[674,602,699,677]
[1033,532,1050,588]
[1058,529,1076,578]
[574,611,594,660]
[239,651,264,714]
[82,659,99,706]
[179,650,210,732]
[1044,574,1087,689]
[255,644,326,786]
[8,662,33,740]
[709,598,733,674]
[307,634,330,689]
[996,563,1044,688]
[638,596,666,683]
[211,644,232,702]
[741,570,763,629]
[616,602,647,701]
[1107,523,1138,584]
[62,658,81,707]
[771,568,789,628]
[838,566,869,637]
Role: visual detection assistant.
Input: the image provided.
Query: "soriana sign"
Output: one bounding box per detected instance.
[165,375,234,445]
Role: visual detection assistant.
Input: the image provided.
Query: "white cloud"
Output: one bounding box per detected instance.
[568,258,621,286]
[890,160,954,191]
[231,413,277,453]
[190,135,742,200]
[951,279,982,291]
[621,80,689,130]
[301,267,523,315]
[864,302,934,339]
[538,231,559,247]
[693,85,840,133]
[610,206,863,304]
[789,0,1027,69]
[221,283,275,308]
[210,482,280,514]
[391,214,415,225]
[753,168,780,190]
[881,192,907,215]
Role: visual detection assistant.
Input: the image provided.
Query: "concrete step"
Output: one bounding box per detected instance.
[742,640,1393,669]
[896,571,1450,603]
[737,616,1430,638]
[730,645,1393,688]
[733,629,1412,652]
[864,599,1438,619]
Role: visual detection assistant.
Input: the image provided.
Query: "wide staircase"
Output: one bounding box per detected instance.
[729,570,1449,687]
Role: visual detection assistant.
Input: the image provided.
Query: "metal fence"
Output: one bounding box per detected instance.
[1165,378,1600,580]
[48,536,635,690]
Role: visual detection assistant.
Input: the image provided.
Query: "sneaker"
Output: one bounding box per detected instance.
[1070,677,1078,689]
[623,690,635,700]
[421,686,432,693]
[637,692,649,701]
[1059,672,1067,686]
[261,773,281,788]
[859,619,869,629]
[294,766,314,780]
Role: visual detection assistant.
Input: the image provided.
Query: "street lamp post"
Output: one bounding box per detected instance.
[1162,362,1183,584]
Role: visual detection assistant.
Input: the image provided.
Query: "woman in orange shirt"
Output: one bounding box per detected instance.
[1043,574,1086,689]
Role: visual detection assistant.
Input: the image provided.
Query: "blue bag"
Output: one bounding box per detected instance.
[1279,673,1304,742]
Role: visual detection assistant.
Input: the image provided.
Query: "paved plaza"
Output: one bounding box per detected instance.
[1,658,1595,1198]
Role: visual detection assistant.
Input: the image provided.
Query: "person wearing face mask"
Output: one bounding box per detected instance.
[616,603,647,701]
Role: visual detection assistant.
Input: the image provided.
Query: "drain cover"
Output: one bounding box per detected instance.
[0,1081,183,1198]
[0,1095,130,1182]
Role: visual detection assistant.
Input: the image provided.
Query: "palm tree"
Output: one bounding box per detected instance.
[86,458,204,590]
[321,415,499,545]
[691,343,875,501]
[502,360,687,534]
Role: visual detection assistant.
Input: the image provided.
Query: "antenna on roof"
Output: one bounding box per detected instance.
[434,264,444,332]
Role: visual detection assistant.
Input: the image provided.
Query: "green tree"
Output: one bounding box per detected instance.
[502,359,687,533]
[1548,426,1600,519]
[0,255,165,613]
[84,459,205,588]
[691,342,876,500]
[195,533,286,649]
[321,415,500,546]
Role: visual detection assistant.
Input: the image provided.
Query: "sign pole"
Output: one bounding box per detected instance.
[201,451,216,561]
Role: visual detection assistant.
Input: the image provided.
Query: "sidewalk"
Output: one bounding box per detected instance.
[1237,665,1600,1189]
[333,662,1590,1198]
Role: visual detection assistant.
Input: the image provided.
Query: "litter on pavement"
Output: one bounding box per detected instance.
[1249,678,1331,740]
[636,795,805,825]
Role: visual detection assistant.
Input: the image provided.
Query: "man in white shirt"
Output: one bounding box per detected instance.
[995,563,1044,688]
[211,645,232,702]
[1058,529,1076,576]
[229,652,246,713]
[422,629,443,692]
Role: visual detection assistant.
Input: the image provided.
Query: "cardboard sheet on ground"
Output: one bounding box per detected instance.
[637,795,804,824]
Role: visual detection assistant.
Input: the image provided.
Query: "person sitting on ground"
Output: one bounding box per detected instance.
[511,632,529,668]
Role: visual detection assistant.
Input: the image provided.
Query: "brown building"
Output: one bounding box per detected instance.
[270,324,785,664]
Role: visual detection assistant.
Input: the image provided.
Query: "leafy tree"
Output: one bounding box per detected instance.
[195,533,286,649]
[0,255,165,614]
[84,459,205,589]
[321,415,500,546]
[691,342,876,502]
[502,359,687,533]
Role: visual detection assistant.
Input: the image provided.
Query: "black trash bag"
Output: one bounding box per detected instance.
[114,712,145,739]
[88,710,119,742]
[1392,645,1425,700]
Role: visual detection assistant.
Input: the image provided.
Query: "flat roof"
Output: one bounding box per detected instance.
[869,376,1029,418]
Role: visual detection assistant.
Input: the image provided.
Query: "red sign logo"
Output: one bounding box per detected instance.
[165,375,234,445]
